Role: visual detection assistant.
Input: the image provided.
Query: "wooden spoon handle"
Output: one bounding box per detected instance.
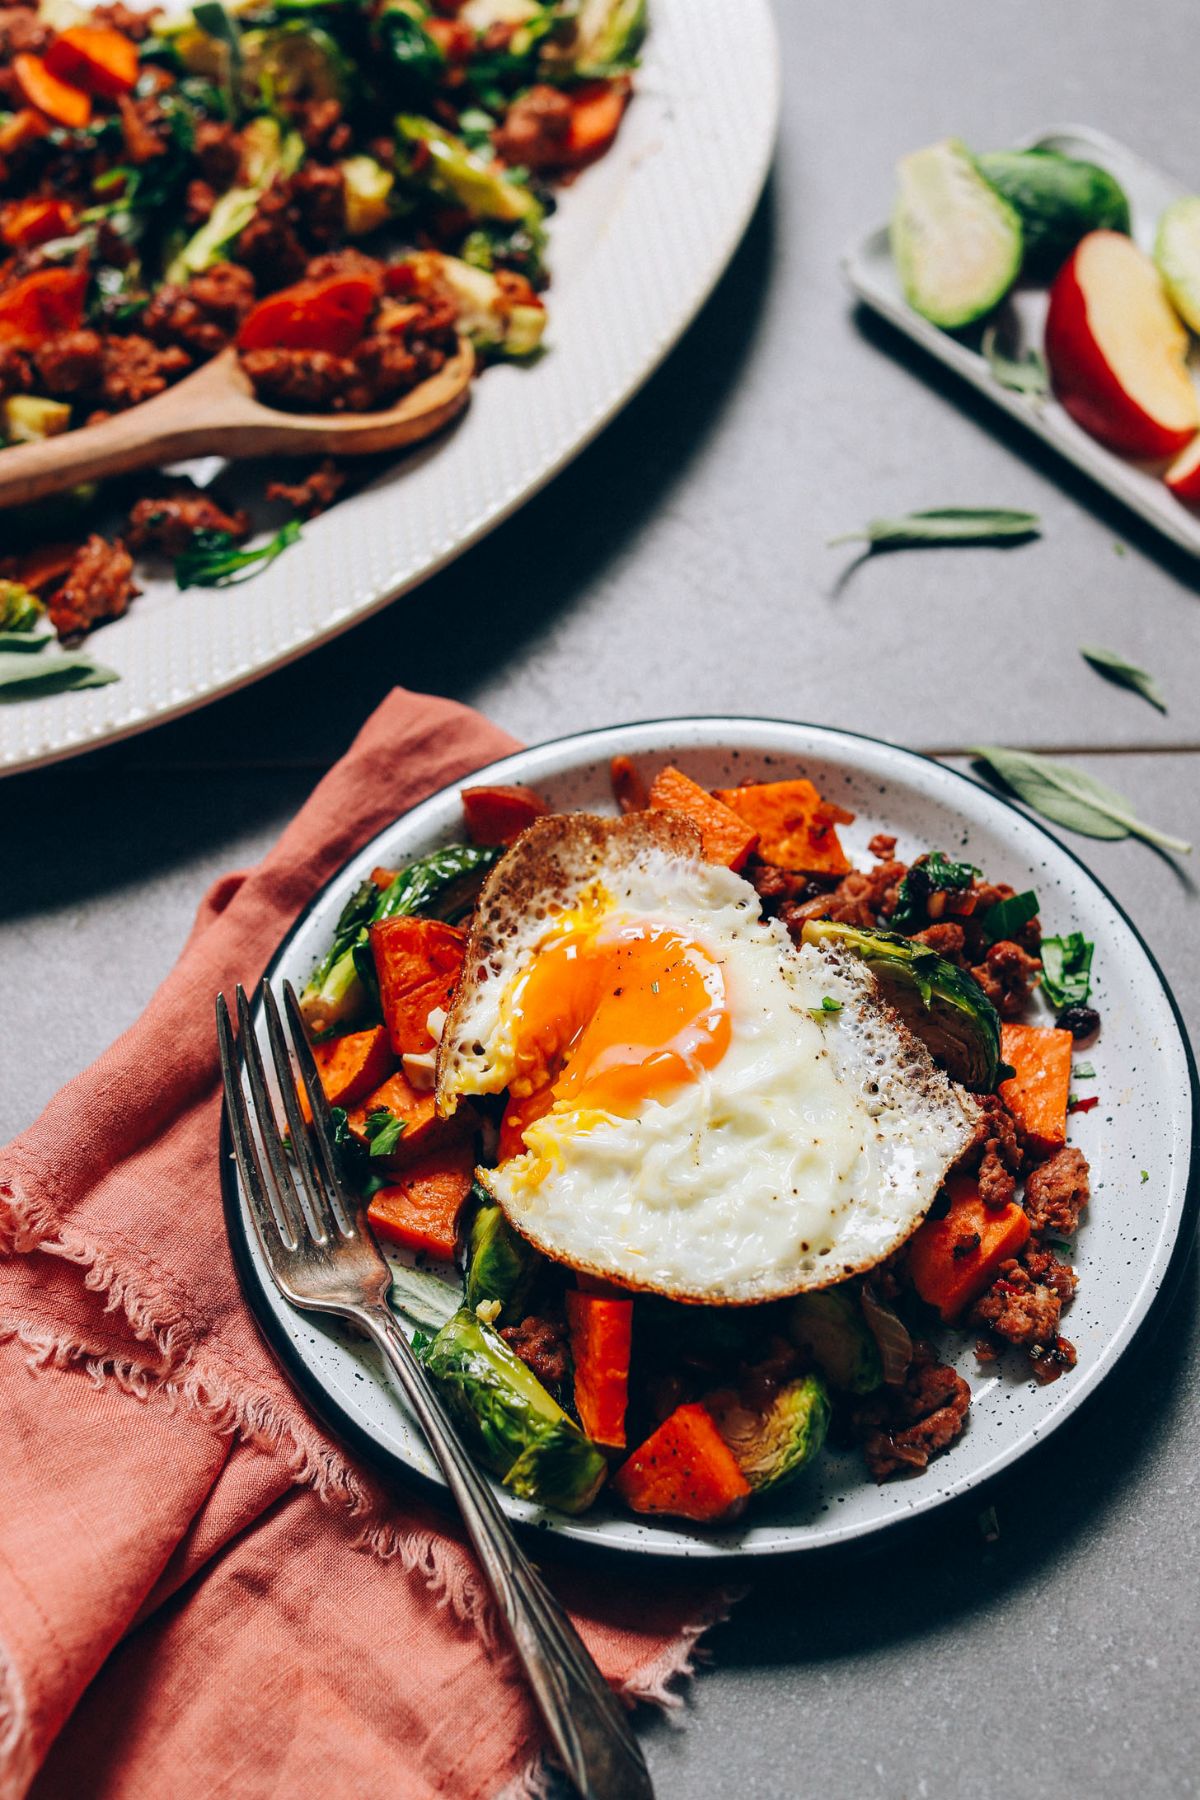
[0,353,239,511]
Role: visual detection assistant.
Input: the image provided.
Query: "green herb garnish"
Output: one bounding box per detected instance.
[174,519,302,589]
[365,1107,408,1159]
[1040,932,1094,1010]
[971,745,1191,855]
[890,851,979,934]
[808,996,843,1019]
[978,888,1039,944]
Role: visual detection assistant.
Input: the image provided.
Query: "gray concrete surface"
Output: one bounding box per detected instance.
[4,1,1200,1794]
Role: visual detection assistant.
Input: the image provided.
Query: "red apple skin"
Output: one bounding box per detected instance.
[1045,235,1197,460]
[1166,437,1200,502]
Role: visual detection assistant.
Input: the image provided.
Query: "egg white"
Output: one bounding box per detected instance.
[440,822,978,1302]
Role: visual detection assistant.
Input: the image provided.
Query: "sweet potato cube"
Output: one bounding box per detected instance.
[370,916,466,1056]
[613,1403,750,1522]
[907,1173,1032,1322]
[565,1290,633,1448]
[366,1146,476,1260]
[346,1069,464,1167]
[647,766,758,870]
[296,1024,394,1124]
[999,1023,1073,1155]
[713,778,853,875]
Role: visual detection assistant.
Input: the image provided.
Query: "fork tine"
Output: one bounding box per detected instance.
[216,993,297,1260]
[282,980,356,1239]
[258,981,342,1247]
[234,985,307,1250]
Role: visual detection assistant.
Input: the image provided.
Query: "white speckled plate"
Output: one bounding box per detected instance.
[223,718,1198,1559]
[0,0,779,776]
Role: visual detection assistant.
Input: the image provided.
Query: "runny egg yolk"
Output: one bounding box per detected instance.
[500,918,730,1153]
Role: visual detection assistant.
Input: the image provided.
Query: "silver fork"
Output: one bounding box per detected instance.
[216,979,653,1800]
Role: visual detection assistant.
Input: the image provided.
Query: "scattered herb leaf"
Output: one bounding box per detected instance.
[981,326,1049,396]
[978,888,1039,944]
[174,518,302,589]
[890,851,979,933]
[1073,1062,1096,1080]
[1140,1170,1149,1184]
[809,996,843,1019]
[829,508,1041,551]
[970,745,1191,855]
[1079,644,1167,714]
[1040,932,1094,1010]
[365,1107,408,1159]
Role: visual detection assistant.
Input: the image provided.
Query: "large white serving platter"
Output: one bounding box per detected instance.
[223,717,1198,1561]
[844,125,1200,558]
[0,0,779,775]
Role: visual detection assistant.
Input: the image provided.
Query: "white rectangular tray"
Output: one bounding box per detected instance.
[842,124,1200,559]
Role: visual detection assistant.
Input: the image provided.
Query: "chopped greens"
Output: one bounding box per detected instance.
[1040,932,1094,1010]
[365,1107,407,1159]
[808,996,843,1019]
[889,851,979,934]
[0,581,43,633]
[174,519,303,589]
[978,888,1039,943]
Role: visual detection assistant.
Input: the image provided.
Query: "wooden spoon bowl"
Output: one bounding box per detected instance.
[0,338,475,511]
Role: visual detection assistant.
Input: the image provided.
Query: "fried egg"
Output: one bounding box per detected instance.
[437,811,978,1303]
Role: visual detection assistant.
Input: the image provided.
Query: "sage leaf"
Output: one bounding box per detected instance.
[981,326,1049,396]
[1079,644,1167,714]
[971,745,1191,856]
[829,508,1041,550]
[0,651,118,697]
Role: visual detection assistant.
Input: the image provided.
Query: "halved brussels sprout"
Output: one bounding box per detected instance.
[788,1289,882,1395]
[421,1308,607,1513]
[542,0,646,74]
[464,1194,540,1324]
[341,154,395,236]
[396,115,541,223]
[241,22,352,105]
[802,918,1001,1091]
[705,1373,831,1494]
[405,250,546,356]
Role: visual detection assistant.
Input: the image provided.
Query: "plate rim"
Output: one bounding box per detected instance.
[221,714,1200,1562]
[0,0,782,779]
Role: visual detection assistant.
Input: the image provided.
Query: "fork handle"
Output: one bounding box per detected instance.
[356,1306,654,1800]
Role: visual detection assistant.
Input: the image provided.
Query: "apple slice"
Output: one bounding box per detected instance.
[1045,230,1199,458]
[1165,432,1200,502]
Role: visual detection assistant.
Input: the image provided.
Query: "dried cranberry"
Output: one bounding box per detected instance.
[1056,1004,1100,1041]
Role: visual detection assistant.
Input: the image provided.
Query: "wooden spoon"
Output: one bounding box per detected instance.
[0,338,475,511]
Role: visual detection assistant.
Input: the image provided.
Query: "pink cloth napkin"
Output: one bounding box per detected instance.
[0,689,726,1800]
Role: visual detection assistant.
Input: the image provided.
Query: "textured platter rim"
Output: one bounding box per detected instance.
[842,120,1200,560]
[0,0,781,777]
[222,716,1200,1562]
